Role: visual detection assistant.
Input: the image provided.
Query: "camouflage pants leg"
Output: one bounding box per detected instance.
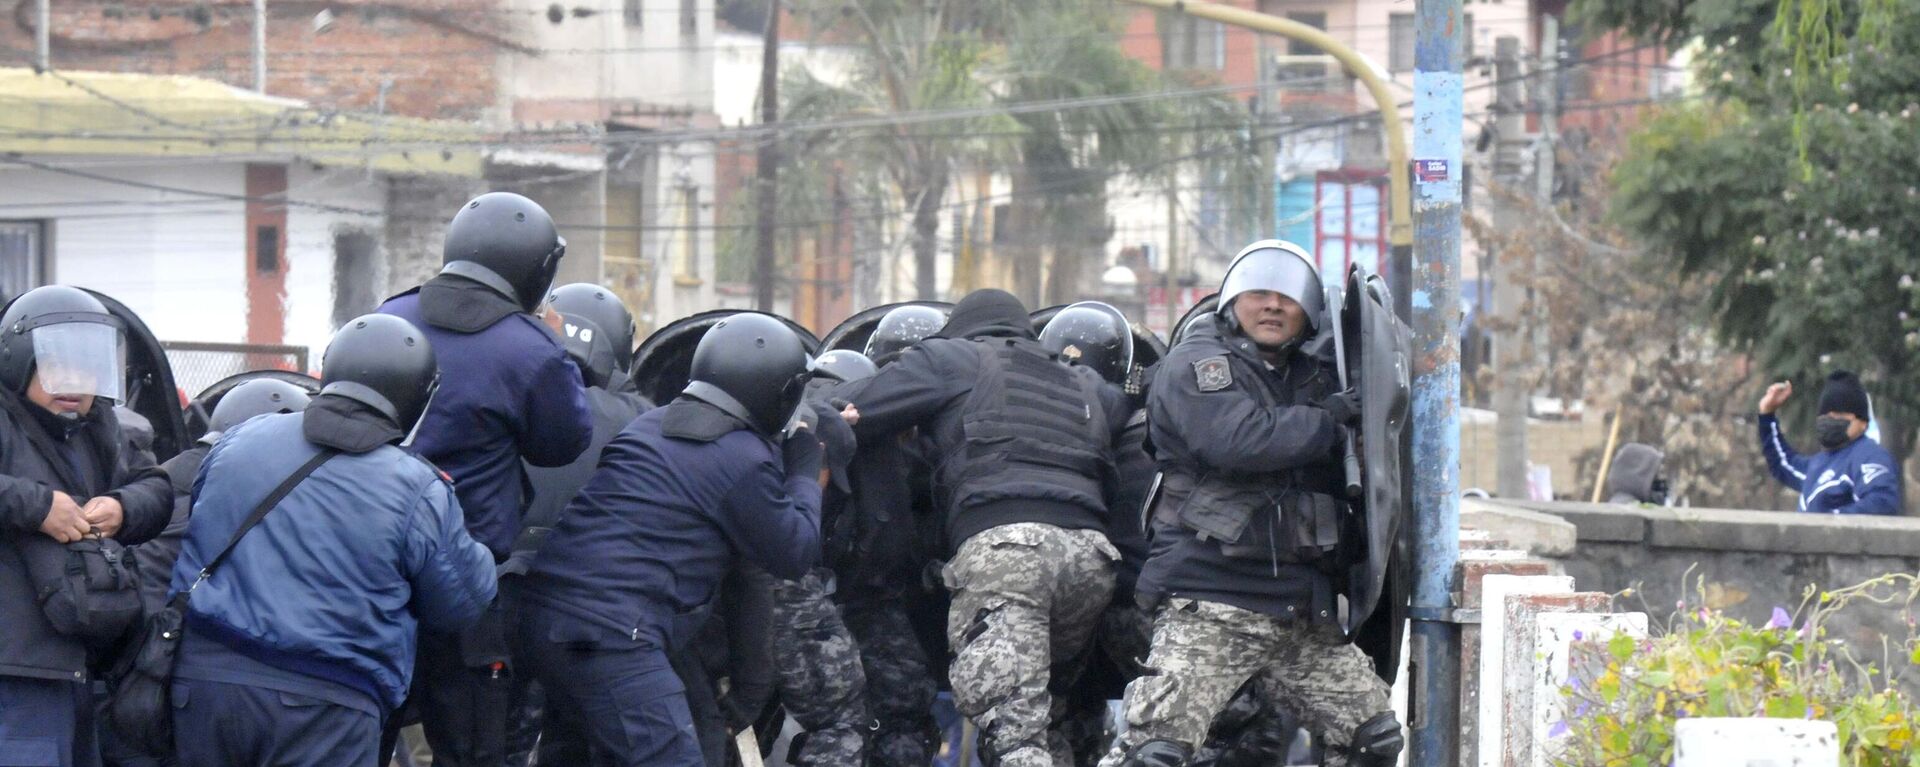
[944,523,1119,767]
[770,571,871,767]
[843,599,939,767]
[1099,598,1391,767]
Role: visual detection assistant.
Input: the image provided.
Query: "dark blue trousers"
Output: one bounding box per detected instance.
[520,610,702,767]
[169,679,378,767]
[0,677,95,767]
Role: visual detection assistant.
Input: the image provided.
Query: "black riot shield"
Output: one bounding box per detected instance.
[1168,293,1220,347]
[819,301,952,354]
[185,370,323,443]
[1337,265,1413,682]
[628,310,821,406]
[75,289,192,464]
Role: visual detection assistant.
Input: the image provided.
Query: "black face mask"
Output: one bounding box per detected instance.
[1816,416,1855,449]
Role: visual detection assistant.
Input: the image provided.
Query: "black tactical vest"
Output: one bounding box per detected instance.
[1153,347,1349,567]
[932,337,1111,517]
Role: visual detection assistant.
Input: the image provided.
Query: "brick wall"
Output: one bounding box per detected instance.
[5,0,506,119]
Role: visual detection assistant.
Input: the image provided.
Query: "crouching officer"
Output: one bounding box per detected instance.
[1103,241,1403,767]
[169,315,497,766]
[517,313,824,766]
[0,286,173,767]
[848,289,1125,767]
[378,192,593,766]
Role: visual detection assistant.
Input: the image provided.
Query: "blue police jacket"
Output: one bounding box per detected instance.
[170,405,497,712]
[380,281,593,559]
[1759,413,1902,515]
[520,399,822,651]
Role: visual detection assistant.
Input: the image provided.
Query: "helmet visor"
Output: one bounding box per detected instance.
[31,322,126,401]
[1218,245,1324,328]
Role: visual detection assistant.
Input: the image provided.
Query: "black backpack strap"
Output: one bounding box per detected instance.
[186,448,337,592]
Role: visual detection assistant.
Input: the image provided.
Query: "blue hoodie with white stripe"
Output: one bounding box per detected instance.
[1758,413,1902,514]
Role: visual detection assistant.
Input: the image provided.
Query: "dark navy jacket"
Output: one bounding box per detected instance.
[1759,413,1902,515]
[380,279,593,559]
[520,400,822,652]
[1138,317,1344,620]
[171,406,496,712]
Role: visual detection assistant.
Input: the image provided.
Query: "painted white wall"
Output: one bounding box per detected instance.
[0,159,393,366]
[501,0,716,113]
[0,160,249,343]
[284,164,389,362]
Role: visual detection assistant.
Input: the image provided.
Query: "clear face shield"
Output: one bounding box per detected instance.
[31,322,127,403]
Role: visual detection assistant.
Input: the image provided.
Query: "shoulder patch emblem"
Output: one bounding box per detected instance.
[1194,356,1233,392]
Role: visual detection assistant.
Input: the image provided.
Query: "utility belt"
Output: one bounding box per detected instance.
[1153,470,1349,568]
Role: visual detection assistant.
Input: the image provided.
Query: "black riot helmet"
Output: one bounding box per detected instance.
[441,192,567,314]
[320,314,440,438]
[0,285,128,404]
[1216,239,1324,333]
[1039,301,1135,386]
[548,283,635,373]
[864,305,947,362]
[683,313,814,436]
[556,315,618,390]
[812,349,878,383]
[206,378,313,440]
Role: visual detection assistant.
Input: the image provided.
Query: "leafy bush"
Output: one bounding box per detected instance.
[1553,574,1920,767]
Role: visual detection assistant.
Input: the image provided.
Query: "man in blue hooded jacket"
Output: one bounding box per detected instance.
[1757,370,1902,515]
[377,192,593,766]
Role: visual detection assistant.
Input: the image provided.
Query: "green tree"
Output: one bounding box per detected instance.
[1581,0,1920,470]
[777,0,1262,302]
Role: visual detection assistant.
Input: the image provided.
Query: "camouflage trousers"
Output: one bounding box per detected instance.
[1099,598,1391,767]
[944,523,1120,767]
[843,599,940,767]
[770,570,871,767]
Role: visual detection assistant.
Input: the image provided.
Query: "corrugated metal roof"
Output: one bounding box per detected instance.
[0,67,485,177]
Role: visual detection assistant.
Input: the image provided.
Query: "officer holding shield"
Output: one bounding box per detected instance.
[1102,241,1402,767]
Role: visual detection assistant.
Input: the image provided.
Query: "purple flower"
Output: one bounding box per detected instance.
[1548,720,1570,738]
[1677,707,1690,718]
[1805,706,1815,718]
[1573,630,1585,641]
[1767,606,1792,630]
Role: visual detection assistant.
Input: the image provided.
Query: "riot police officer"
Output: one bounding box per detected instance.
[763,349,878,767]
[847,288,1124,767]
[501,284,652,765]
[0,286,174,767]
[377,192,594,766]
[1102,241,1403,767]
[170,315,496,766]
[517,313,823,766]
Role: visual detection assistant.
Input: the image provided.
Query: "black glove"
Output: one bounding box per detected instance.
[1317,388,1361,427]
[782,427,824,478]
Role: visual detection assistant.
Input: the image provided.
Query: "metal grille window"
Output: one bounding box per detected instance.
[625,0,643,27]
[680,0,697,36]
[0,221,45,300]
[1162,15,1225,71]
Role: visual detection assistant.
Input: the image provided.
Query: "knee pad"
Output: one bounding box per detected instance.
[1349,712,1404,767]
[1121,738,1193,767]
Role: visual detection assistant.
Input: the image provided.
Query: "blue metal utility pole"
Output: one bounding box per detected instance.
[1409,0,1463,761]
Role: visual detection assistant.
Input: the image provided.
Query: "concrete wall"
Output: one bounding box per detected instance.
[1490,499,1920,687]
